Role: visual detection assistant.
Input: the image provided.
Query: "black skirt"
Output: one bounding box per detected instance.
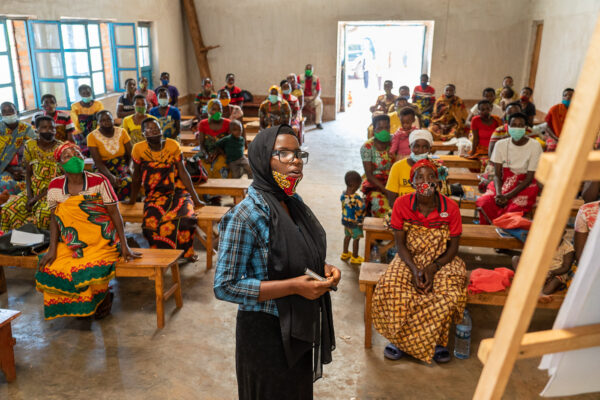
[236,310,313,400]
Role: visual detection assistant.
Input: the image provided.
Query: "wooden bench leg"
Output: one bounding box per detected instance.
[364,232,373,262]
[233,195,243,205]
[0,266,6,294]
[170,263,183,309]
[364,284,374,349]
[154,267,165,329]
[0,323,17,382]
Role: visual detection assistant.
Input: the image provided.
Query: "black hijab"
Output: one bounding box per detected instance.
[248,124,335,381]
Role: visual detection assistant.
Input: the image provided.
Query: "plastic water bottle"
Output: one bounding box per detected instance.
[370,244,380,262]
[454,309,472,359]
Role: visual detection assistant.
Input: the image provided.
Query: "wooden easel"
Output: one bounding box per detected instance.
[473,17,600,399]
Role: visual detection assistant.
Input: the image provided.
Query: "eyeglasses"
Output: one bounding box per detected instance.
[271,149,309,164]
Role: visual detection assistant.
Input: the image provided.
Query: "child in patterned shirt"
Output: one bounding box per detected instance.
[341,170,366,264]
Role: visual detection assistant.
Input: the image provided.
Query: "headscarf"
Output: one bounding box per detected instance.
[268,85,281,95]
[410,158,439,182]
[409,129,433,146]
[54,142,80,162]
[248,124,335,381]
[206,98,221,113]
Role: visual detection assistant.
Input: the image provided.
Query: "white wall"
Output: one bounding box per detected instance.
[0,0,191,111]
[187,0,533,105]
[529,0,600,112]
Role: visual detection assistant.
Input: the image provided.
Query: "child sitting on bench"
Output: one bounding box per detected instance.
[216,120,252,179]
[341,170,366,264]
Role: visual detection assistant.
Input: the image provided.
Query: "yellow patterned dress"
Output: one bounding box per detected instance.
[35,172,120,319]
[0,139,62,232]
[372,193,467,362]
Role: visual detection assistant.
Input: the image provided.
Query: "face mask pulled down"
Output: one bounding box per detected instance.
[272,170,302,196]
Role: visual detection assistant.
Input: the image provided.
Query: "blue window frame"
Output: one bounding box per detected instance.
[137,23,153,89]
[110,23,138,92]
[0,20,20,110]
[27,20,107,110]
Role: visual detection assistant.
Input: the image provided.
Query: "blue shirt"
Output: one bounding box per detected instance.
[214,186,278,316]
[149,105,181,139]
[341,191,366,227]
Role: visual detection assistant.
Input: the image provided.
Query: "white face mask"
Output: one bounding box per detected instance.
[410,152,428,162]
[2,114,18,125]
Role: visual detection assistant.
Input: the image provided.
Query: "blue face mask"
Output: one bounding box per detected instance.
[401,95,410,100]
[410,152,428,162]
[562,99,571,107]
[81,96,93,103]
[161,79,169,86]
[508,127,526,141]
[268,94,279,104]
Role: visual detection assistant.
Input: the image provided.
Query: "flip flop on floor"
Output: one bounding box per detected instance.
[433,345,451,363]
[384,343,404,360]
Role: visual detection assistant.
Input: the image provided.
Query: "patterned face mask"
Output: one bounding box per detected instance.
[414,182,435,197]
[272,170,302,196]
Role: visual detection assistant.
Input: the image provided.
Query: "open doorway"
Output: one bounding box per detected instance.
[336,21,434,119]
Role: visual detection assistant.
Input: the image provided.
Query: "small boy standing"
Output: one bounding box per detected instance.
[341,170,366,264]
[216,120,253,179]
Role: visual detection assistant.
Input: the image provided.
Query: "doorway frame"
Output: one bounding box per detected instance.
[335,20,435,114]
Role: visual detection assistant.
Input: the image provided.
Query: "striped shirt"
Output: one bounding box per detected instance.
[47,171,118,209]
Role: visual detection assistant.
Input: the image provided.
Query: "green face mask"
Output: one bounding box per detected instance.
[209,111,222,121]
[135,106,146,114]
[374,129,391,143]
[62,156,85,174]
[305,69,313,77]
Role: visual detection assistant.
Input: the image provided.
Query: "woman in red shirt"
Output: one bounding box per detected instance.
[468,100,502,171]
[197,99,231,178]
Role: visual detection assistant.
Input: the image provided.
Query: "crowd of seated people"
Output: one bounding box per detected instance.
[354,71,596,365]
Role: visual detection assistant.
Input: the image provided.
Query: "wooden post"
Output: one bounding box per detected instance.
[474,18,600,399]
[181,0,220,79]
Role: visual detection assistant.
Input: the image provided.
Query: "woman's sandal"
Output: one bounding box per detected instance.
[94,291,114,320]
[384,343,404,360]
[433,345,451,363]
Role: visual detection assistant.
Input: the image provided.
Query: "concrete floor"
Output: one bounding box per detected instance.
[1,109,597,399]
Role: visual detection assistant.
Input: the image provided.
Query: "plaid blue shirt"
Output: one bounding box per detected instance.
[214,186,278,316]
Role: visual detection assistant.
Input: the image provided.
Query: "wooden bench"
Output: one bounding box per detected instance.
[118,204,229,269]
[363,217,523,262]
[0,309,20,382]
[447,172,481,186]
[358,262,565,348]
[0,249,183,329]
[180,132,196,145]
[437,155,481,170]
[431,141,458,152]
[245,120,260,134]
[447,196,583,217]
[194,178,251,205]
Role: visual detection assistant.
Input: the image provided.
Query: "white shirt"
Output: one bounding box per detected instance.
[490,137,543,175]
[470,103,504,118]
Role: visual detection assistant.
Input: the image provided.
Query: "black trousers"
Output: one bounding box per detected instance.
[236,311,313,400]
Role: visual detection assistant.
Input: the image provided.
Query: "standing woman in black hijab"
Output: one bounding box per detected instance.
[214,124,340,399]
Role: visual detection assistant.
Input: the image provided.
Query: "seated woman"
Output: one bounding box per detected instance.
[128,118,204,260]
[545,88,574,151]
[361,114,393,218]
[488,102,542,158]
[149,87,181,141]
[574,199,599,262]
[194,77,217,119]
[370,80,398,113]
[468,100,502,168]
[372,158,466,363]
[197,99,232,179]
[34,94,75,142]
[259,86,292,130]
[281,80,301,136]
[87,110,133,201]
[476,113,543,224]
[386,130,433,207]
[0,116,63,232]
[36,143,140,320]
[70,84,104,156]
[466,88,504,124]
[121,95,157,145]
[287,73,304,110]
[116,78,137,119]
[136,76,158,110]
[217,89,244,122]
[0,102,35,195]
[429,84,468,141]
[412,74,436,128]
